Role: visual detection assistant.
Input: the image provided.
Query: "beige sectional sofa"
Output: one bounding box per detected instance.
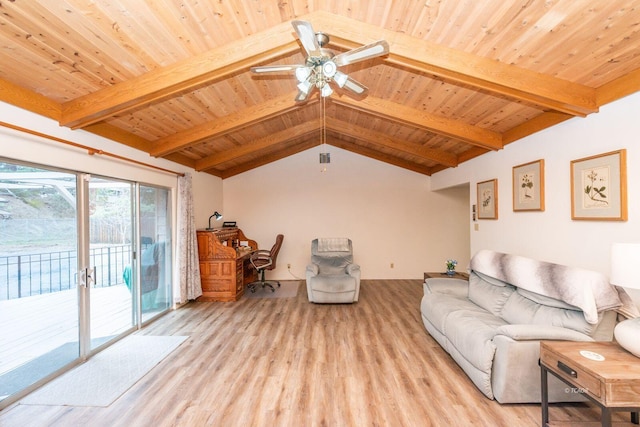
[420,250,630,403]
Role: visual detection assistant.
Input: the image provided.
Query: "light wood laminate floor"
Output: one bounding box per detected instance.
[0,280,625,426]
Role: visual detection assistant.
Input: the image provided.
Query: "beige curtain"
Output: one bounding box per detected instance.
[177,173,202,302]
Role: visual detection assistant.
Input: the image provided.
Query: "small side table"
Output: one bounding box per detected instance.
[539,341,640,427]
[424,271,469,280]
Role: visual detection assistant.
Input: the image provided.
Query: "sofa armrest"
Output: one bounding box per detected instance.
[495,324,594,342]
[306,264,319,276]
[346,263,360,275]
[424,278,469,298]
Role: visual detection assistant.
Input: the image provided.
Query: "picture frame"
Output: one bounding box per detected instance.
[570,149,627,221]
[512,159,545,212]
[477,179,498,220]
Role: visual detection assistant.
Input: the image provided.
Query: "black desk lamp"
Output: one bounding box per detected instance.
[207,211,223,230]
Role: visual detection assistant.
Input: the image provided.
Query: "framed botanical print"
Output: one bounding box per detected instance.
[477,179,498,220]
[513,159,545,211]
[570,149,627,221]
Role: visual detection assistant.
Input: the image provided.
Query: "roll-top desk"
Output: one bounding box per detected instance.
[196,227,258,301]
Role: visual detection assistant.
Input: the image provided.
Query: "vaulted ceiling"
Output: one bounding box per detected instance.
[1,1,639,178]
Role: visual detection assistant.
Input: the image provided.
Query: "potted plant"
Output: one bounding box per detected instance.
[446,259,458,276]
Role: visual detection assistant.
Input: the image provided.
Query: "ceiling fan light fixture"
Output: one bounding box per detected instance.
[320,84,333,97]
[333,71,348,88]
[322,60,337,78]
[295,90,310,102]
[295,66,311,82]
[297,79,313,95]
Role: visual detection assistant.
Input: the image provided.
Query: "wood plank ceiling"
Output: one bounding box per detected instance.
[1,1,639,178]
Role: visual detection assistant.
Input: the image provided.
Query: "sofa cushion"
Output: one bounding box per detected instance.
[309,274,357,303]
[517,288,580,310]
[309,274,356,292]
[500,292,596,336]
[420,293,486,336]
[424,277,469,299]
[495,324,594,341]
[315,255,351,275]
[444,309,508,372]
[473,270,511,287]
[468,272,515,316]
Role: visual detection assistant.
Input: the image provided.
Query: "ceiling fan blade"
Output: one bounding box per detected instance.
[333,40,389,67]
[341,76,368,96]
[292,20,322,57]
[250,64,301,74]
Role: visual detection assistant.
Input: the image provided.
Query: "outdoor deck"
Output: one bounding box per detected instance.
[0,285,133,376]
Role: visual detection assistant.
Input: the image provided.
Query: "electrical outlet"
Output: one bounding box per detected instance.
[287,263,291,269]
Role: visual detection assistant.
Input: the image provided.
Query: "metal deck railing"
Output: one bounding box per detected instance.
[0,245,135,300]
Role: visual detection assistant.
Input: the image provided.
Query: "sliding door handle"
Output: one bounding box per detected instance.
[78,267,95,288]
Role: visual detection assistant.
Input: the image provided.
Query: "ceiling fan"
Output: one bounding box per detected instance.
[251,20,389,102]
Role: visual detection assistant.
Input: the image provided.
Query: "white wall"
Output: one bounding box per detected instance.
[431,92,640,291]
[223,145,470,280]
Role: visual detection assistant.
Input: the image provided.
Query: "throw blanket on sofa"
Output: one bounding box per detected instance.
[470,250,635,324]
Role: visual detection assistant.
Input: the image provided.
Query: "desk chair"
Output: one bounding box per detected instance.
[248,234,284,293]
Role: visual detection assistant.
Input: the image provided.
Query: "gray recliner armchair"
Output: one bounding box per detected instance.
[306,238,361,303]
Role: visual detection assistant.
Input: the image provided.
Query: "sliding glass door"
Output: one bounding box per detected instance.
[0,162,80,401]
[139,185,172,322]
[0,160,173,407]
[87,176,136,350]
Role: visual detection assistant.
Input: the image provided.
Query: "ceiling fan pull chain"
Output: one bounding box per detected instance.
[319,95,330,171]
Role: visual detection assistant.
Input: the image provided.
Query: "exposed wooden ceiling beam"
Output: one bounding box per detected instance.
[328,136,434,175]
[502,111,573,145]
[84,122,155,153]
[0,78,61,121]
[151,93,311,157]
[333,96,503,151]
[59,21,300,129]
[200,116,458,174]
[0,78,203,171]
[596,67,640,106]
[326,119,458,166]
[220,139,318,179]
[196,119,321,171]
[83,122,198,170]
[311,11,597,117]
